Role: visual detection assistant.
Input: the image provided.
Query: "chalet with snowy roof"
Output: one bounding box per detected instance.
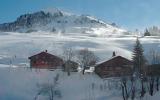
[95,52,133,78]
[28,50,63,69]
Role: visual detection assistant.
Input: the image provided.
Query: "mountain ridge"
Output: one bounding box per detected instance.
[0,9,128,36]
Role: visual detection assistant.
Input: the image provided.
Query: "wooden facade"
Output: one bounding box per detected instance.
[28,51,63,69]
[95,56,133,78]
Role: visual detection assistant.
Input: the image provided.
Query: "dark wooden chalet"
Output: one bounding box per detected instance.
[28,51,63,69]
[95,56,133,78]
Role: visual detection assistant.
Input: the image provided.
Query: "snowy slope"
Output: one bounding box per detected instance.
[0,31,159,66]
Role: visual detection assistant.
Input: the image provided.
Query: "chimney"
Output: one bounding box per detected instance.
[112,51,116,57]
[45,50,48,52]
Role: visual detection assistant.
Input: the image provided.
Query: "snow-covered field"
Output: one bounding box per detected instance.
[0,66,160,100]
[0,32,160,100]
[0,66,122,100]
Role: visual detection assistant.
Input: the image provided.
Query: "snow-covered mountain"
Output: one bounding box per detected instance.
[0,9,128,36]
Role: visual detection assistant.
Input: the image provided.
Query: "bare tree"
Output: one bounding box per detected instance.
[140,76,146,98]
[149,77,154,96]
[121,77,129,100]
[62,48,75,76]
[121,83,126,100]
[77,48,98,74]
[148,49,160,95]
[156,77,159,91]
[130,77,136,100]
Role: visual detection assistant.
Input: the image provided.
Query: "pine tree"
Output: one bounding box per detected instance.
[144,29,151,36]
[132,38,146,76]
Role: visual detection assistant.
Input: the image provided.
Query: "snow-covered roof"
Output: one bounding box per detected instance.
[96,55,132,66]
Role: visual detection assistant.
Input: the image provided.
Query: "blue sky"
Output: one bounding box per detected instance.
[0,0,160,31]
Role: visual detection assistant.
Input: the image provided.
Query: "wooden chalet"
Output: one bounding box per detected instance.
[95,53,133,78]
[28,50,63,69]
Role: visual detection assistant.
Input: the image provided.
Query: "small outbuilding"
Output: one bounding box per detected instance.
[62,60,79,72]
[147,64,160,76]
[95,55,133,78]
[28,50,63,69]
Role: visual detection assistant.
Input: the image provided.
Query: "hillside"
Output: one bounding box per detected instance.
[0,31,159,67]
